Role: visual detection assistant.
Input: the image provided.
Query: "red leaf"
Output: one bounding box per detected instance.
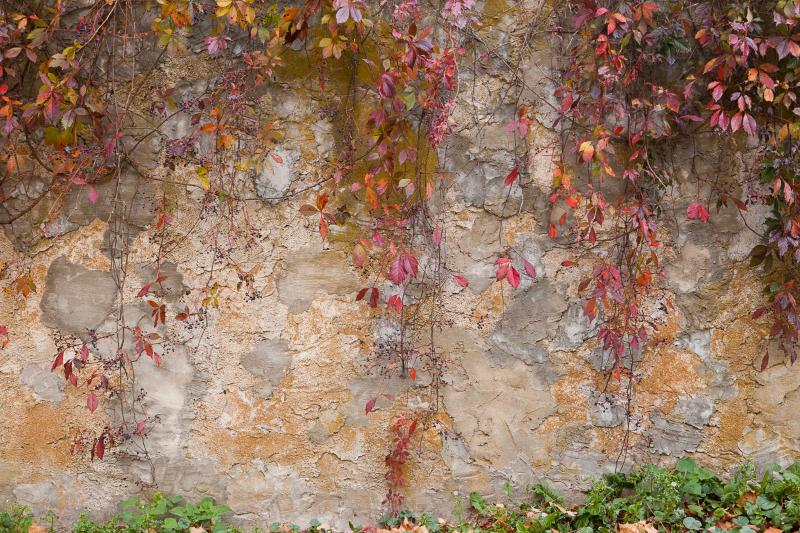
[135,419,146,436]
[731,112,742,132]
[752,307,765,320]
[402,252,419,279]
[496,264,509,281]
[299,204,318,216]
[87,186,99,204]
[136,284,151,298]
[271,152,284,164]
[561,260,577,267]
[549,223,557,239]
[365,397,377,415]
[352,244,367,267]
[453,275,469,287]
[584,298,598,321]
[87,391,98,413]
[433,226,442,246]
[409,367,416,380]
[369,287,379,308]
[687,202,710,222]
[319,216,328,239]
[80,344,89,362]
[390,256,406,285]
[94,435,105,460]
[507,266,520,288]
[503,167,520,187]
[356,288,368,301]
[387,294,403,312]
[743,113,757,136]
[760,353,769,371]
[51,351,64,371]
[523,259,537,278]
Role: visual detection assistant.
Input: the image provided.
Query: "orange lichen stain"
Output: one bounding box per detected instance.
[715,318,765,375]
[209,429,311,467]
[541,361,592,432]
[592,426,636,455]
[504,213,538,243]
[432,410,454,431]
[314,452,352,491]
[468,287,502,326]
[638,346,705,398]
[651,314,680,344]
[5,401,81,469]
[706,399,750,455]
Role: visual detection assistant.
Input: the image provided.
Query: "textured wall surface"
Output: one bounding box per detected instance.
[0,1,797,529]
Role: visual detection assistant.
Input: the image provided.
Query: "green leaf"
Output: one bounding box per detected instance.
[683,480,703,496]
[683,517,702,530]
[469,491,486,514]
[676,457,699,474]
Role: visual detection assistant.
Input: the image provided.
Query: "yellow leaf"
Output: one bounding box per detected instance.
[197,167,210,190]
[579,140,595,162]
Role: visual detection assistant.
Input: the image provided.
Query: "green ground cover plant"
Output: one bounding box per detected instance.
[5,460,800,533]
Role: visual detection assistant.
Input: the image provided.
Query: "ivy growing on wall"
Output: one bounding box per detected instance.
[2,0,800,513]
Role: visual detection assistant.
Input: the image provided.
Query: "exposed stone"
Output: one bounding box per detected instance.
[136,261,186,302]
[40,257,117,335]
[450,212,503,293]
[443,328,556,473]
[674,395,715,429]
[226,463,315,522]
[344,376,409,427]
[254,148,299,204]
[12,482,56,516]
[551,303,596,352]
[20,365,64,403]
[240,338,291,399]
[738,428,799,470]
[648,414,703,455]
[489,280,568,365]
[484,176,523,218]
[589,392,626,428]
[276,247,359,313]
[130,344,194,459]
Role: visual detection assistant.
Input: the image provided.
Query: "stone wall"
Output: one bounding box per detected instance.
[1,1,798,529]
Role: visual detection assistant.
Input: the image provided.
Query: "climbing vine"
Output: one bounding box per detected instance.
[3,0,800,512]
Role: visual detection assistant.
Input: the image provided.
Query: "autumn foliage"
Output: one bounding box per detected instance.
[3,0,800,513]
